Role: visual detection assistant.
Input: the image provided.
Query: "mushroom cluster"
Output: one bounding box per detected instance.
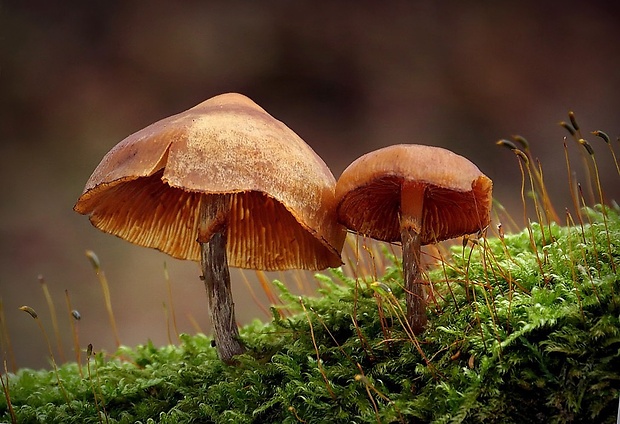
[75,94,492,362]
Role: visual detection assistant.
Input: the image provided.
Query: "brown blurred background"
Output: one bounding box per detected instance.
[1,1,619,370]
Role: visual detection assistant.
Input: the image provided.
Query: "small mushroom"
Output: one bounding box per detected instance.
[335,144,492,334]
[74,93,345,362]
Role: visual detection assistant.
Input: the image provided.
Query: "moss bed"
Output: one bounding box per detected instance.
[1,206,619,423]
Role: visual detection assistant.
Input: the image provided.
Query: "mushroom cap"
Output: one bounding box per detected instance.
[74,93,345,270]
[335,144,493,244]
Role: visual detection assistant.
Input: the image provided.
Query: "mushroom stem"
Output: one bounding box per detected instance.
[198,194,245,363]
[400,181,427,335]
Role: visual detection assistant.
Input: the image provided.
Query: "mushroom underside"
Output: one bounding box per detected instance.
[337,176,492,244]
[78,170,341,270]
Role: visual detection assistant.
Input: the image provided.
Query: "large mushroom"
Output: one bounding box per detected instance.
[335,144,492,334]
[74,93,346,362]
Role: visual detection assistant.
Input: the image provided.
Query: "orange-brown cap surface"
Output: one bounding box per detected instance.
[335,144,492,244]
[75,93,345,270]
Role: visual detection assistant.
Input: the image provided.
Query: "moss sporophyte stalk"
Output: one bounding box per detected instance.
[2,109,619,422]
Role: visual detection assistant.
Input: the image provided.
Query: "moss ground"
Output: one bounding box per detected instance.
[1,206,619,423]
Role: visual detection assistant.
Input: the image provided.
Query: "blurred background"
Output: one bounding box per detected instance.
[1,1,619,369]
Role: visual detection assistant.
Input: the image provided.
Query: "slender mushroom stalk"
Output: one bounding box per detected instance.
[198,194,244,361]
[400,181,427,334]
[335,144,493,335]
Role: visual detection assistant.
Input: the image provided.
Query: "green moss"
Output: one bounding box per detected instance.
[1,206,619,423]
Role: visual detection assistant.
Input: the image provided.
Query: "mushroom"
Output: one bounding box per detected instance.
[74,93,346,362]
[335,144,492,334]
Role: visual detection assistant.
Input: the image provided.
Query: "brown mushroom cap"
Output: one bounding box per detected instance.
[74,93,345,270]
[335,144,493,244]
